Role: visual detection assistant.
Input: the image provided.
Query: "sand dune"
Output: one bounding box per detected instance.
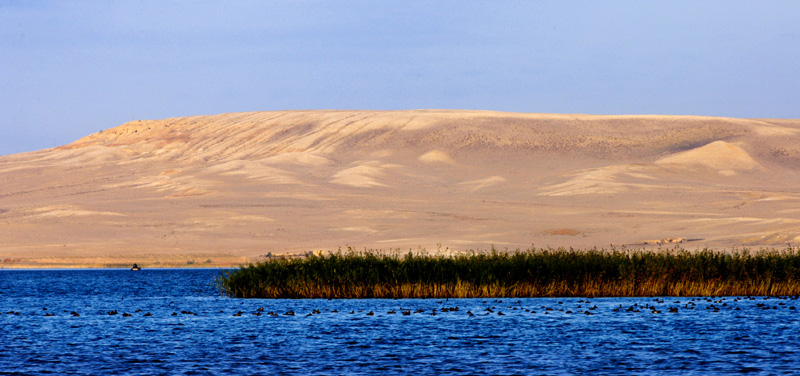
[1,110,799,267]
[419,150,456,165]
[655,141,763,175]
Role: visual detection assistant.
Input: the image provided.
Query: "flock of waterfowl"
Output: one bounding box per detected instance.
[3,296,798,319]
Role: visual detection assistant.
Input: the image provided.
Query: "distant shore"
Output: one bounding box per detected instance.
[0,255,255,269]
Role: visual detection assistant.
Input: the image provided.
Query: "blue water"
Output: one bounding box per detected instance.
[1,270,799,375]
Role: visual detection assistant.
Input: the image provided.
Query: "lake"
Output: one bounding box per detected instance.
[1,269,798,375]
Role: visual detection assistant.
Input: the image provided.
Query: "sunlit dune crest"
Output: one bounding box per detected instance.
[418,150,456,165]
[655,141,763,175]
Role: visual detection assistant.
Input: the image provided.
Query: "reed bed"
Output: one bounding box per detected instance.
[216,247,800,298]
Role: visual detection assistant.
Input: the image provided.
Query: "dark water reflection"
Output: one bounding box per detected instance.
[1,269,799,375]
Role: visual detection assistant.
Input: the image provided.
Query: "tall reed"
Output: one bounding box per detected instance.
[216,247,800,298]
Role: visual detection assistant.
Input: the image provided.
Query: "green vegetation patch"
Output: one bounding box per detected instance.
[216,247,800,298]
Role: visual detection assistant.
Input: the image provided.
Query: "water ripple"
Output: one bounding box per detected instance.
[1,269,799,375]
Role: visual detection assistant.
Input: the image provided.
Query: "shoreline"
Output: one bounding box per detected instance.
[0,263,248,270]
[0,259,252,269]
[0,254,258,270]
[3,245,798,270]
[0,266,237,271]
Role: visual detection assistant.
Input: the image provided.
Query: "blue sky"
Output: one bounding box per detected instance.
[2,1,799,155]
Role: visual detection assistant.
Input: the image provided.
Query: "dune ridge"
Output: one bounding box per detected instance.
[1,110,799,267]
[655,141,763,175]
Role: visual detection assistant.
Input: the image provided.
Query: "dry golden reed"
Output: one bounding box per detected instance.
[216,247,800,299]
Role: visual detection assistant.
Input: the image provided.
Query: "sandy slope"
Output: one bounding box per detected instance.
[1,110,799,267]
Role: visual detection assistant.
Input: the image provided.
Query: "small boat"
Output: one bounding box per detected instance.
[131,263,141,271]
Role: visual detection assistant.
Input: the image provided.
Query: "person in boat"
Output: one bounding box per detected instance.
[131,263,141,271]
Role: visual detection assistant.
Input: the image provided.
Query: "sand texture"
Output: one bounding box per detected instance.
[2,110,800,267]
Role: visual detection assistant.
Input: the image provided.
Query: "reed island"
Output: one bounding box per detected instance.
[216,247,800,299]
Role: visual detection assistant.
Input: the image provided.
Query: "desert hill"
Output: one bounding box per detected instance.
[1,110,799,267]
